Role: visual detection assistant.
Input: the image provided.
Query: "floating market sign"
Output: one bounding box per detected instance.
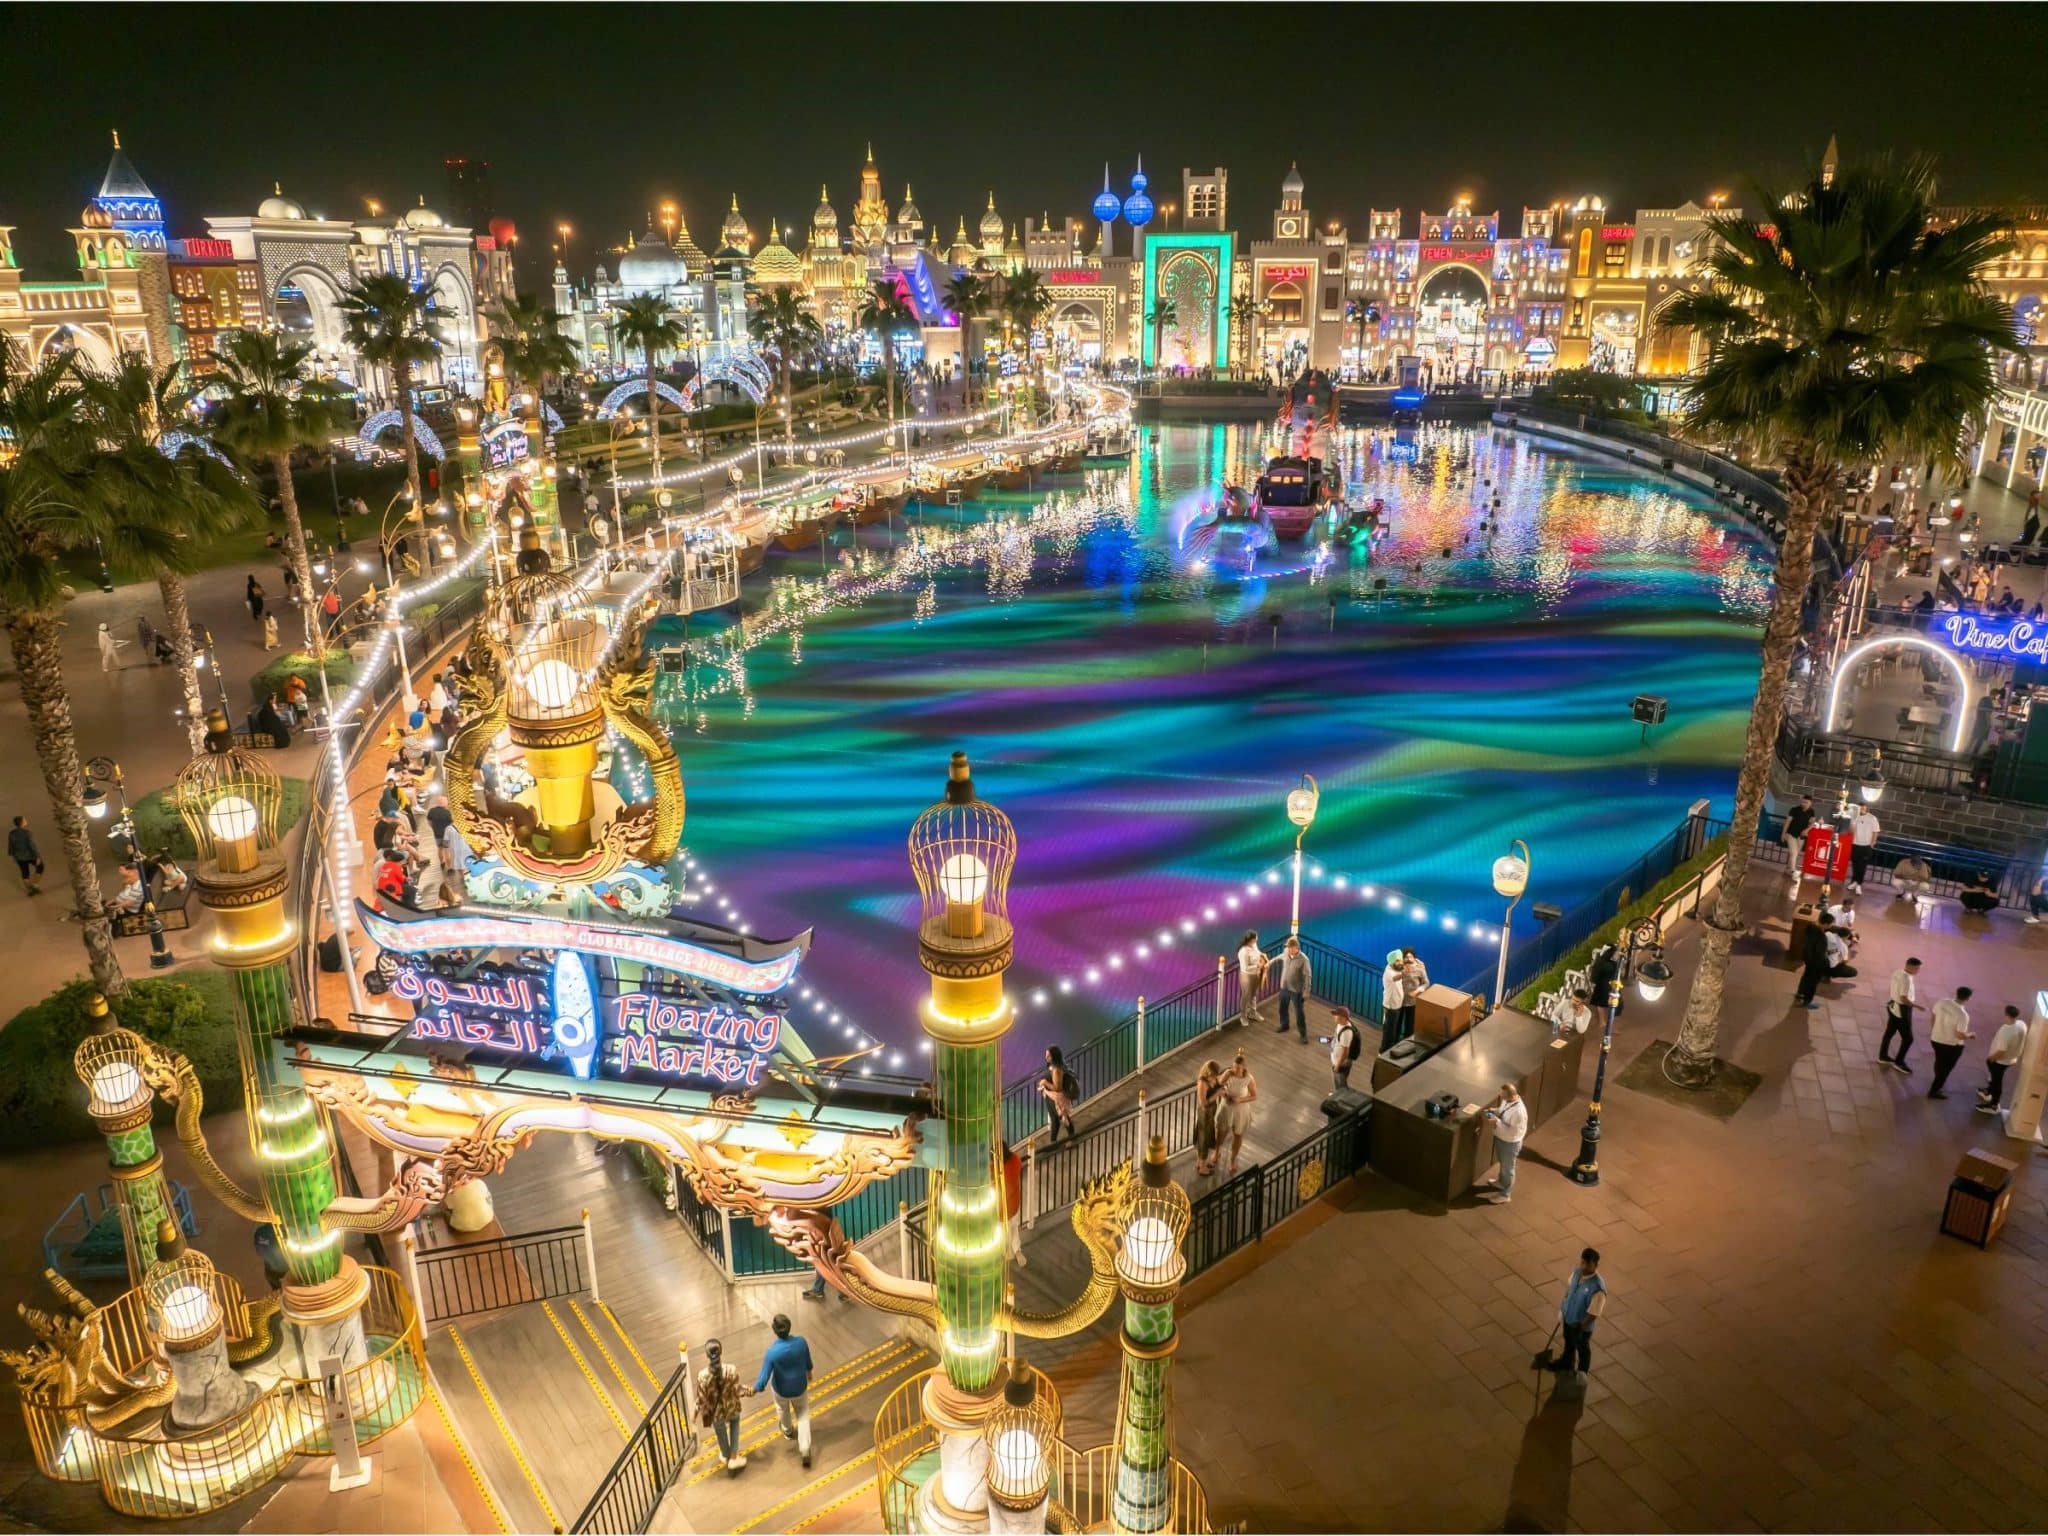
[609,995,783,1087]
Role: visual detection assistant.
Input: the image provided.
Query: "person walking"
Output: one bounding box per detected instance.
[245,574,266,624]
[1275,936,1311,1042]
[753,1314,816,1469]
[1880,957,1922,1074]
[1237,930,1269,1025]
[1038,1046,1077,1145]
[1847,804,1881,892]
[1221,1048,1258,1176]
[1476,1081,1527,1204]
[1547,1248,1608,1387]
[1794,912,1835,1009]
[1928,985,1975,1099]
[1193,1060,1224,1176]
[1979,1005,2027,1115]
[1782,794,1816,884]
[1329,1007,1361,1092]
[999,1140,1027,1266]
[261,612,279,651]
[95,623,126,672]
[696,1339,747,1474]
[1381,948,1410,1049]
[8,816,42,896]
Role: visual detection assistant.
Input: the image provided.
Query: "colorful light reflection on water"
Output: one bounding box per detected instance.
[653,421,1771,1066]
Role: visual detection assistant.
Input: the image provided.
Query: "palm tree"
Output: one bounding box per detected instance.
[755,287,822,451]
[337,272,441,513]
[1144,296,1180,370]
[856,280,916,461]
[487,294,579,434]
[945,272,992,404]
[212,330,354,652]
[1657,155,2015,1086]
[0,343,186,996]
[610,294,686,490]
[82,355,264,747]
[1003,271,1052,405]
[1227,295,1264,376]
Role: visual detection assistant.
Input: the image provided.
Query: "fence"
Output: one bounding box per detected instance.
[411,1222,591,1324]
[674,1162,930,1281]
[1497,402,1786,513]
[570,1353,697,1535]
[1183,1107,1373,1281]
[1751,810,2037,908]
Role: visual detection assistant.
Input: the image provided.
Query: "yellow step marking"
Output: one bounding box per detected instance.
[687,1352,930,1488]
[541,1299,632,1441]
[786,1476,883,1534]
[446,1323,564,1533]
[570,1298,648,1415]
[597,1300,662,1392]
[686,1338,915,1471]
[731,1410,931,1534]
[423,1368,511,1535]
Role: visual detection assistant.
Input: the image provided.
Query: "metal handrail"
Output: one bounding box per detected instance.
[570,1353,697,1534]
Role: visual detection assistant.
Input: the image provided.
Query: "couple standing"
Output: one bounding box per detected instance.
[1238,930,1315,1040]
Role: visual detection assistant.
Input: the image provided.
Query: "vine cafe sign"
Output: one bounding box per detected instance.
[1942,613,2048,664]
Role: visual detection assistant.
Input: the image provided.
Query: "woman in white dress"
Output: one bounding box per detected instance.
[1222,1048,1259,1175]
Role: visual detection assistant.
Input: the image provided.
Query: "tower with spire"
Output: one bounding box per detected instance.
[68,131,174,364]
[852,143,889,253]
[1821,132,1840,188]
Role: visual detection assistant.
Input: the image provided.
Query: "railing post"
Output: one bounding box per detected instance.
[898,1199,912,1272]
[678,1342,696,1445]
[1136,994,1146,1071]
[718,1206,736,1282]
[1215,955,1226,1031]
[400,1230,428,1332]
[581,1206,600,1304]
[1023,1143,1038,1231]
[1136,1088,1148,1155]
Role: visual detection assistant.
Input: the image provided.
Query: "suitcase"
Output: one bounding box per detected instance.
[1321,1084,1371,1119]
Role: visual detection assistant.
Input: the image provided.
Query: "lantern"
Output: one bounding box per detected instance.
[983,1367,1059,1511]
[1492,853,1529,899]
[75,1028,150,1119]
[1636,953,1673,1004]
[175,711,282,876]
[144,1251,223,1348]
[1117,1136,1192,1289]
[908,752,1017,951]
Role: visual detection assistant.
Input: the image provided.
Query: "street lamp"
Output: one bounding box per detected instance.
[983,1367,1058,1526]
[1570,917,1661,1186]
[1491,840,1530,1012]
[1285,773,1319,937]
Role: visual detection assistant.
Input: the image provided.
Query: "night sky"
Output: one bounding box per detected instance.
[3,6,2041,289]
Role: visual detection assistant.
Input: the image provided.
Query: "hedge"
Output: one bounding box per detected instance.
[248,648,355,708]
[1510,832,1729,1014]
[0,974,241,1152]
[131,776,308,861]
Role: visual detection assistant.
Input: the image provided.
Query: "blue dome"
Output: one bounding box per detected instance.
[1130,167,1150,192]
[1092,188,1122,222]
[1123,188,1154,227]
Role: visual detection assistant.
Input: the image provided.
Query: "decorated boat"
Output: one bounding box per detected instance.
[771,486,847,551]
[843,466,909,525]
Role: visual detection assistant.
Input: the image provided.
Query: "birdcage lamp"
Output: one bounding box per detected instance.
[506,615,603,723]
[984,1367,1058,1510]
[1285,774,1319,830]
[74,1025,151,1120]
[144,1251,222,1349]
[1118,1136,1192,1289]
[1492,853,1529,899]
[175,712,282,875]
[909,752,1016,951]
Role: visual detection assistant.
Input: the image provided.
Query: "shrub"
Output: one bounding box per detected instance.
[131,777,308,860]
[248,648,354,708]
[0,974,241,1152]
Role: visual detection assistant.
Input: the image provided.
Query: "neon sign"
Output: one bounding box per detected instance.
[177,238,235,261]
[1942,613,2048,664]
[482,419,531,470]
[357,904,804,993]
[1601,226,1636,242]
[393,960,554,1057]
[1045,270,1103,286]
[609,995,782,1087]
[1419,244,1494,263]
[1259,264,1312,284]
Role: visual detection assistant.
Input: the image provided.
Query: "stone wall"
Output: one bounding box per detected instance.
[1768,754,2048,862]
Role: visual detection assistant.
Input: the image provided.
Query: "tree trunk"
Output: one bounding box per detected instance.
[645,349,663,490]
[6,609,125,997]
[271,452,320,656]
[158,573,208,752]
[395,362,424,513]
[884,339,898,462]
[1667,448,1836,1085]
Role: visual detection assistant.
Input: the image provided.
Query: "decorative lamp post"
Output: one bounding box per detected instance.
[1284,774,1319,938]
[1491,840,1530,1012]
[1570,917,1660,1186]
[74,1012,179,1282]
[504,607,606,858]
[1110,1136,1192,1536]
[908,751,1018,1531]
[983,1366,1058,1534]
[177,710,363,1376]
[144,1249,258,1430]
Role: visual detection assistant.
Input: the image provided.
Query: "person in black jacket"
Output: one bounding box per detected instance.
[1795,913,1835,1009]
[1781,795,1816,879]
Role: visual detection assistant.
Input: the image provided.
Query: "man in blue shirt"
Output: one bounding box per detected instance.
[1551,1247,1608,1385]
[754,1313,816,1467]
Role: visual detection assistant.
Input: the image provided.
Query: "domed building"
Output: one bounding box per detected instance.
[257,184,308,221]
[670,207,709,280]
[889,185,925,258]
[978,192,1005,261]
[616,227,688,298]
[720,194,752,257]
[551,223,709,373]
[753,220,805,292]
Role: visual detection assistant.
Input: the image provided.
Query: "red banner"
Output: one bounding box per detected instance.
[1600,225,1636,241]
[177,237,234,261]
[1419,244,1494,263]
[1801,825,1852,882]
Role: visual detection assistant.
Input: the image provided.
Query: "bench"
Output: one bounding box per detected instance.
[112,881,191,937]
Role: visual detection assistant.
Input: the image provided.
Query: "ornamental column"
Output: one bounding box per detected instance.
[1110,1136,1192,1536]
[73,1011,178,1284]
[908,751,1019,1533]
[179,711,364,1380]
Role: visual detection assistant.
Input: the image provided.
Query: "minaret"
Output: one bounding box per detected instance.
[908,752,1019,1532]
[1821,133,1840,188]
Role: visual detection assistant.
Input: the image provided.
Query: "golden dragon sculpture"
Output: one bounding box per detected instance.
[0,1271,172,1430]
[768,1161,1134,1340]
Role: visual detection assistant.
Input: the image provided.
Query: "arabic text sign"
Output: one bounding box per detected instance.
[1942,613,2048,665]
[392,960,552,1056]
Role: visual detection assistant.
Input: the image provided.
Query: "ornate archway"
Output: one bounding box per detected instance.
[357,410,447,462]
[273,263,349,356]
[1824,634,1972,751]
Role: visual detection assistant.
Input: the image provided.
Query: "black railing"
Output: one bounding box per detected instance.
[1183,1107,1373,1281]
[1777,716,1981,797]
[413,1223,587,1324]
[1752,811,2035,908]
[1497,402,1786,513]
[570,1354,697,1535]
[1027,1083,1199,1226]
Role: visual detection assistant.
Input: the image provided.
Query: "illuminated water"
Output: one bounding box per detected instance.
[650,421,1772,1069]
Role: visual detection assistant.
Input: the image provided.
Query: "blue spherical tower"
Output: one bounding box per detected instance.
[1122,157,1155,229]
[1092,163,1122,225]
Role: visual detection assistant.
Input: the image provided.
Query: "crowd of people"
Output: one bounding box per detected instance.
[370,659,477,914]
